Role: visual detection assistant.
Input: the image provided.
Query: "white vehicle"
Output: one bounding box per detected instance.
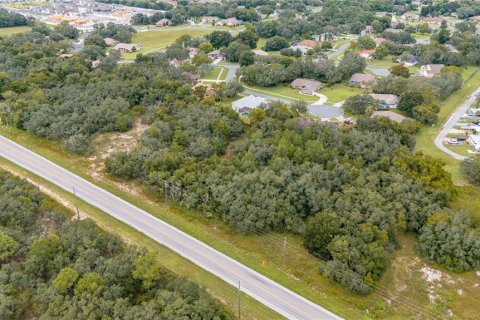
[448,138,460,145]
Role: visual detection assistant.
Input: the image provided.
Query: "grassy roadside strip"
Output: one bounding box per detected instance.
[0,156,282,320]
[0,127,366,320]
[415,67,480,183]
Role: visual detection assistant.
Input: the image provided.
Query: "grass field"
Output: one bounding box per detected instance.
[122,27,216,59]
[415,66,480,183]
[245,84,320,103]
[322,83,364,104]
[0,26,32,36]
[366,55,398,68]
[202,66,227,81]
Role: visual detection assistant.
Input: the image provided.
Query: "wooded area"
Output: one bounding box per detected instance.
[0,171,230,319]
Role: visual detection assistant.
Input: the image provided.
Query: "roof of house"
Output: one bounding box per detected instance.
[421,64,445,75]
[291,78,323,93]
[469,134,480,145]
[384,28,402,34]
[252,49,269,56]
[359,49,376,56]
[371,111,407,123]
[370,94,399,105]
[297,40,318,49]
[114,43,140,51]
[104,37,118,46]
[232,95,266,111]
[349,73,376,83]
[375,38,387,46]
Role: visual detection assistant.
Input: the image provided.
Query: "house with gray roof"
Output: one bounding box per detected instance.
[419,64,444,78]
[232,95,267,115]
[371,111,407,123]
[348,73,377,88]
[370,94,400,109]
[291,78,323,95]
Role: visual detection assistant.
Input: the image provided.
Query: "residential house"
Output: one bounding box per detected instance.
[402,12,420,20]
[289,45,310,55]
[169,58,181,68]
[156,19,171,27]
[375,12,388,18]
[384,28,402,34]
[252,49,269,57]
[358,49,375,59]
[362,25,374,35]
[91,60,101,68]
[470,16,480,22]
[420,17,445,25]
[375,37,387,47]
[215,17,242,27]
[189,47,200,58]
[193,83,216,97]
[104,37,118,46]
[400,54,419,67]
[232,95,267,115]
[201,16,220,24]
[419,64,444,78]
[370,94,400,109]
[371,111,407,123]
[467,134,480,146]
[297,40,318,50]
[114,43,141,53]
[348,73,377,88]
[182,72,200,83]
[207,49,225,60]
[290,78,323,95]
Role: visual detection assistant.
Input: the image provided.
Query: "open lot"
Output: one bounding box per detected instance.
[122,26,219,59]
[322,83,364,104]
[244,84,320,103]
[202,66,228,82]
[0,26,32,35]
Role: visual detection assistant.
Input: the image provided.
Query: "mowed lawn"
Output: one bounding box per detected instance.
[0,26,32,35]
[245,84,320,103]
[202,66,227,81]
[322,83,364,104]
[123,27,214,59]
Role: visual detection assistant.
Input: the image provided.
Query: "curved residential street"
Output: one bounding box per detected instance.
[434,86,480,161]
[0,135,342,320]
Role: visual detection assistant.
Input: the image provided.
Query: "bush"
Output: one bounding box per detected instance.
[460,157,480,185]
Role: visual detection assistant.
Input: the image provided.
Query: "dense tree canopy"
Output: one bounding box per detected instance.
[0,171,230,319]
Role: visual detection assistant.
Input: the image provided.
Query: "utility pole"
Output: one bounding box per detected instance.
[237,280,241,319]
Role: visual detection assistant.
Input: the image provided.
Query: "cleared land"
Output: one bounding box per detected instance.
[322,83,364,104]
[244,84,320,103]
[202,66,228,82]
[123,27,215,59]
[0,26,32,35]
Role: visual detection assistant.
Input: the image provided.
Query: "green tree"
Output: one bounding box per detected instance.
[265,36,289,51]
[207,31,233,49]
[304,212,342,259]
[344,95,376,115]
[0,231,18,261]
[239,51,255,66]
[460,157,480,186]
[132,252,166,289]
[357,36,376,50]
[389,64,410,78]
[74,272,103,296]
[54,267,79,294]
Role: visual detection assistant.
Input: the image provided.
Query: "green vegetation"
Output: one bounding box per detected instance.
[0,170,231,319]
[322,83,364,104]
[0,157,281,320]
[0,26,31,35]
[244,84,319,103]
[415,67,480,182]
[203,66,228,81]
[123,27,214,59]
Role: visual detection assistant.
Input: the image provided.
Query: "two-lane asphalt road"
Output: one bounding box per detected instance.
[0,135,341,320]
[434,86,480,161]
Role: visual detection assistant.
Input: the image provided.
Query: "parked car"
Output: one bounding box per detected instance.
[456,137,467,142]
[448,139,460,145]
[343,118,353,125]
[473,120,480,126]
